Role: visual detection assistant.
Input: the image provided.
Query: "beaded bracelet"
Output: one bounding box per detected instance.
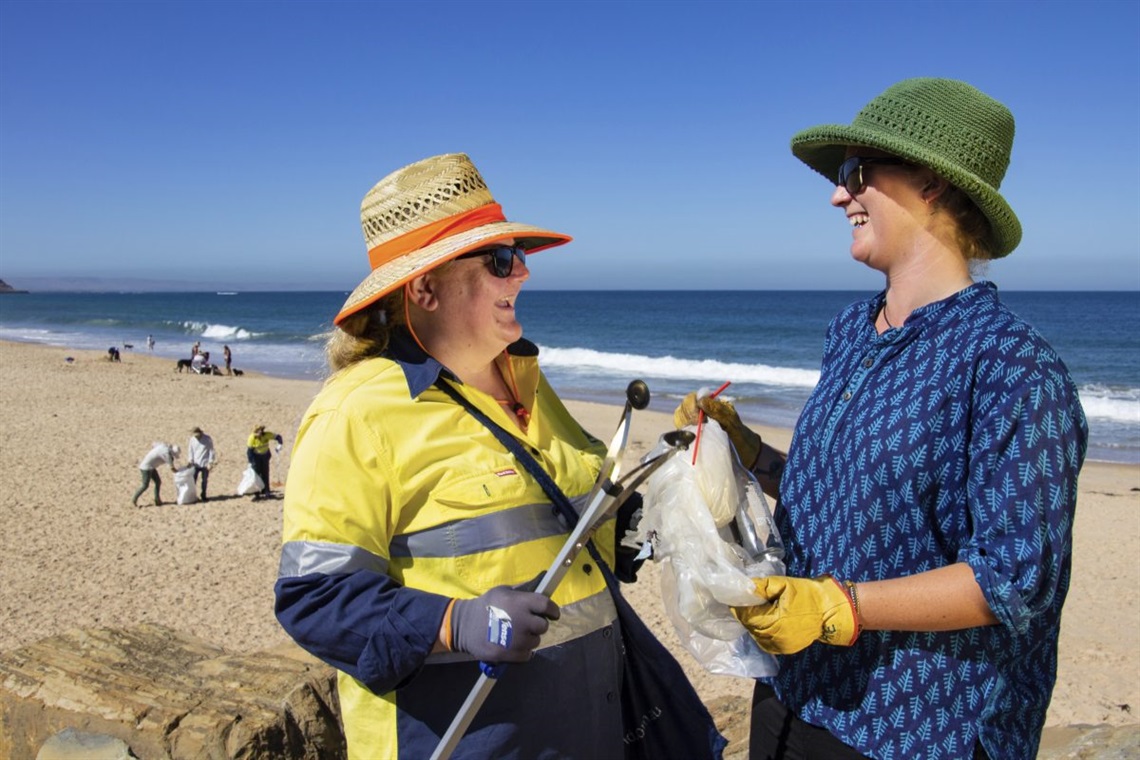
[843,579,863,636]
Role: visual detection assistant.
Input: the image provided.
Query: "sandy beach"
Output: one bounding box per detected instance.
[1,339,1136,738]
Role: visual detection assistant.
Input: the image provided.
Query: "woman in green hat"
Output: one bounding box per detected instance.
[676,79,1087,758]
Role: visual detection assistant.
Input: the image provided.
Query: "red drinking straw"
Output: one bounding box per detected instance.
[692,381,732,465]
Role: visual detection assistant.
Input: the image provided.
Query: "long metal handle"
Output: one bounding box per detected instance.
[535,430,693,598]
[429,382,645,760]
[429,434,692,760]
[573,380,648,518]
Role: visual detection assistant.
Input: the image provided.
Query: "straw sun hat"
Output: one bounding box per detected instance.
[790,77,1022,257]
[334,153,572,325]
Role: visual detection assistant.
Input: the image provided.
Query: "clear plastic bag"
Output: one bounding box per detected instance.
[635,418,785,677]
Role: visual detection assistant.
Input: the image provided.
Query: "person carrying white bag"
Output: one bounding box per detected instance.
[245,424,283,500]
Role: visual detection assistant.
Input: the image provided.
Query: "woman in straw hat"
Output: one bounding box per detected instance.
[676,79,1087,758]
[274,154,711,758]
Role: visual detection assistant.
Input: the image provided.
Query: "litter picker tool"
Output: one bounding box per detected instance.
[430,380,694,760]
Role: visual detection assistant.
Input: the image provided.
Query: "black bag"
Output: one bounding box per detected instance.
[438,381,727,758]
[603,562,727,759]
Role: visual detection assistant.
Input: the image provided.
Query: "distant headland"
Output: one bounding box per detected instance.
[0,279,29,294]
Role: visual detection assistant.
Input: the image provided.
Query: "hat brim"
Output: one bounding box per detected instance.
[791,124,1021,257]
[334,221,571,325]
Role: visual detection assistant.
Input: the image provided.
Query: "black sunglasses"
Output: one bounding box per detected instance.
[455,245,527,278]
[837,156,908,195]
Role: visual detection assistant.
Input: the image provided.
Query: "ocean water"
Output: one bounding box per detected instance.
[0,289,1136,464]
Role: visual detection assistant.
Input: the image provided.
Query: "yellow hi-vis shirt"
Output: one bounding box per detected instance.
[247,430,279,454]
[278,346,624,759]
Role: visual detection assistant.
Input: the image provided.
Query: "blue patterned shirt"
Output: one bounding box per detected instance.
[771,282,1087,759]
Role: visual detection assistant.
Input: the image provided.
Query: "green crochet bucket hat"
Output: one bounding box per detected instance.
[790,77,1022,257]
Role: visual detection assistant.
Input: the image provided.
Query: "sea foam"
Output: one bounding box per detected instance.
[536,345,820,388]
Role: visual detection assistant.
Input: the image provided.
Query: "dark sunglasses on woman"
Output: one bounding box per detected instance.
[456,245,527,278]
[837,156,908,195]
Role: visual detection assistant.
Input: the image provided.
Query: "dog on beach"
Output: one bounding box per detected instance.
[175,358,193,372]
[232,368,244,376]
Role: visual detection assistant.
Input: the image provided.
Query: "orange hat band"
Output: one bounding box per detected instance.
[367,203,506,270]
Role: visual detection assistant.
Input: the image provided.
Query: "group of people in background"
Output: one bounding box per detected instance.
[131,423,283,507]
[186,341,235,376]
[100,336,238,376]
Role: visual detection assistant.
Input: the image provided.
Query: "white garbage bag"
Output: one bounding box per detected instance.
[174,467,198,505]
[236,465,264,496]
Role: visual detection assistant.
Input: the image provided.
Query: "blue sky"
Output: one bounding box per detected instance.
[1,0,1137,292]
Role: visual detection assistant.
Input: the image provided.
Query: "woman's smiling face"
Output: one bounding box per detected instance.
[831,148,928,271]
[430,239,530,360]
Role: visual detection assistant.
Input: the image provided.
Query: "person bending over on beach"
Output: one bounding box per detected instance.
[675,79,1087,759]
[274,154,683,758]
[188,426,217,502]
[246,425,282,501]
[131,441,181,508]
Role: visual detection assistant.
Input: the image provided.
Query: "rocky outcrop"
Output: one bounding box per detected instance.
[1037,724,1140,759]
[0,624,343,760]
[0,278,29,293]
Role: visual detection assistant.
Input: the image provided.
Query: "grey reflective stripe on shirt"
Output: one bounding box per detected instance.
[390,500,583,559]
[539,584,618,648]
[278,540,388,578]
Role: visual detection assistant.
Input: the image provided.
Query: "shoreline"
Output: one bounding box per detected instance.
[0,340,1136,734]
[1,333,1134,468]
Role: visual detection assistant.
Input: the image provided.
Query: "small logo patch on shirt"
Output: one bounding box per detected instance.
[494,468,518,478]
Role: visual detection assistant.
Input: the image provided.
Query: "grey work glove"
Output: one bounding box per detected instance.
[449,575,560,663]
[674,391,763,469]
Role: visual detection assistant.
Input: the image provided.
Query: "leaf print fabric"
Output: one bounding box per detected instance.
[770,282,1087,759]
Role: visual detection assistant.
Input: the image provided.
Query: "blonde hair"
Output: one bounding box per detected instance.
[326,289,407,373]
[900,164,996,262]
[934,184,996,262]
[327,258,463,374]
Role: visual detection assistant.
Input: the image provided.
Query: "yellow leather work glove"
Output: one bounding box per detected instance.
[731,575,859,655]
[673,391,762,469]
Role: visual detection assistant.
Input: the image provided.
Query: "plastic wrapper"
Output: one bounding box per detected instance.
[633,418,785,678]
